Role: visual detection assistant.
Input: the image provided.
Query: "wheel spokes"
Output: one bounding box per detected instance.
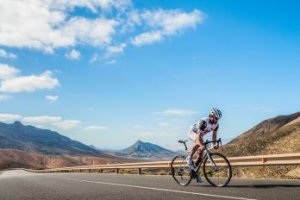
[171,156,192,186]
[203,153,232,187]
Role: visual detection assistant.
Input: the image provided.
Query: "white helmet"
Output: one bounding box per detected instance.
[209,108,222,119]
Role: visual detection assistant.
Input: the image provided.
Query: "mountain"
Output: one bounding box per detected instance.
[0,121,140,169]
[217,112,300,179]
[89,145,100,150]
[220,111,300,156]
[0,121,108,157]
[113,140,177,160]
[0,149,136,170]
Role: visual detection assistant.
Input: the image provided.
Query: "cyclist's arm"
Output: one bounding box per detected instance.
[212,124,219,147]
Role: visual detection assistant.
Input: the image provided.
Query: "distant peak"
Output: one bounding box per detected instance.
[135,140,144,144]
[13,121,23,126]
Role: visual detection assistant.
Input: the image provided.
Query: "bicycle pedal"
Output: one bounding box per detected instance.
[190,169,197,178]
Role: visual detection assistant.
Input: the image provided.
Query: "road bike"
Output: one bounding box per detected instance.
[171,138,232,187]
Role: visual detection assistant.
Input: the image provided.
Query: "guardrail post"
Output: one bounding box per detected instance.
[262,158,267,163]
[138,168,142,175]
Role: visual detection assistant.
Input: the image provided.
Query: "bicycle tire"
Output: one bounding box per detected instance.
[171,155,192,186]
[203,152,232,187]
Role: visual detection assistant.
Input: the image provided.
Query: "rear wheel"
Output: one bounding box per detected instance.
[203,153,232,187]
[171,155,192,186]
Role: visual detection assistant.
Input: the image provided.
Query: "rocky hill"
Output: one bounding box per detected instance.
[0,121,107,156]
[219,112,300,179]
[0,149,135,169]
[0,121,139,169]
[220,112,300,156]
[113,140,177,160]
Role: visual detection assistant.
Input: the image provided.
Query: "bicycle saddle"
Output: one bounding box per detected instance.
[178,139,189,144]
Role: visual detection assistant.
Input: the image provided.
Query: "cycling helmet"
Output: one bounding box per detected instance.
[209,108,222,119]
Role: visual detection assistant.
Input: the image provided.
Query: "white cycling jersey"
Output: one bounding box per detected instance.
[188,117,219,141]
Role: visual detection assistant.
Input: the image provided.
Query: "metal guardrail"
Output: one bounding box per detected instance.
[27,153,300,174]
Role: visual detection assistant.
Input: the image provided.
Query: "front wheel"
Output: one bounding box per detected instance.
[203,152,232,187]
[171,155,192,186]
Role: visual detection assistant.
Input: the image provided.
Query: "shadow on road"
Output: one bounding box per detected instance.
[190,184,300,188]
[227,184,300,188]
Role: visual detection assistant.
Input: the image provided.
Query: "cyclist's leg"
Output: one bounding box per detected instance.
[194,133,204,157]
[190,144,200,158]
[194,135,205,183]
[196,148,204,163]
[196,175,204,183]
[195,148,204,166]
[187,128,199,158]
[187,129,198,169]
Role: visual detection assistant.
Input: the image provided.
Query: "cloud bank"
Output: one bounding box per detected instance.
[0,0,204,60]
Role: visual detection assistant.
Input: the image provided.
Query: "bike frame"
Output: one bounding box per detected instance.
[182,139,221,177]
[193,146,213,175]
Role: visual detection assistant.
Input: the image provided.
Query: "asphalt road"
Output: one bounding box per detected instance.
[0,170,299,200]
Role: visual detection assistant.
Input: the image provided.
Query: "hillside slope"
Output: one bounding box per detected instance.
[0,121,142,169]
[218,112,300,179]
[0,149,136,169]
[220,112,300,156]
[114,140,177,160]
[0,121,106,156]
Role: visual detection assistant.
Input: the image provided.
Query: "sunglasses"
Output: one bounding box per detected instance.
[211,116,219,121]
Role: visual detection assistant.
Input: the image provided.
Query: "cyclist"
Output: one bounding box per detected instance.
[186,108,222,182]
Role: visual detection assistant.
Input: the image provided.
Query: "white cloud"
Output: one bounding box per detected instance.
[61,17,117,47]
[49,0,131,12]
[89,43,126,64]
[85,125,109,131]
[142,9,203,35]
[0,95,11,101]
[65,49,81,60]
[131,31,162,46]
[105,43,127,57]
[0,1,204,60]
[121,10,141,33]
[0,64,20,80]
[0,0,119,52]
[35,125,44,129]
[0,49,17,59]
[53,120,81,130]
[0,0,70,51]
[0,71,60,93]
[0,64,59,94]
[0,114,22,122]
[153,108,198,116]
[131,9,203,46]
[0,113,87,132]
[22,116,62,124]
[45,95,59,102]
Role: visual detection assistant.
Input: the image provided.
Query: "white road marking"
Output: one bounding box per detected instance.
[63,177,257,200]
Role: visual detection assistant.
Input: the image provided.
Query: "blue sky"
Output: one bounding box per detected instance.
[0,0,299,150]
